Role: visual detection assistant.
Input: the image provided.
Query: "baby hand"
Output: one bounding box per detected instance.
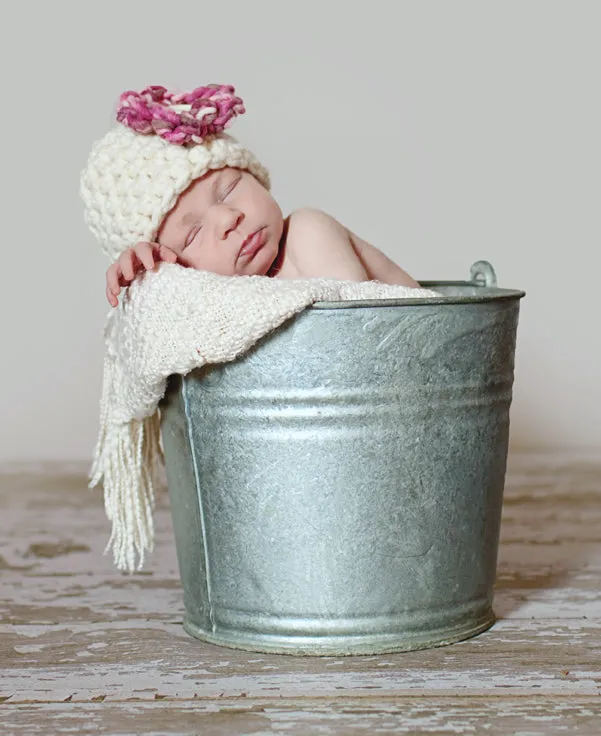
[106,242,179,307]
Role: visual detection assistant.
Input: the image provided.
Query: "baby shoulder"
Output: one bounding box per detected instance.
[287,207,345,238]
[288,207,337,226]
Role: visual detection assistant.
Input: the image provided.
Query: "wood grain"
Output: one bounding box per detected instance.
[1,452,600,734]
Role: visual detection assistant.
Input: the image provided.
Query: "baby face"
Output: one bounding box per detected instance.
[156,167,284,276]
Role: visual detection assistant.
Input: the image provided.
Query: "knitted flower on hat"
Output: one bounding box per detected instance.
[80,84,270,262]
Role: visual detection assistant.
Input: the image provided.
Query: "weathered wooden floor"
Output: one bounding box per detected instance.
[1,451,600,735]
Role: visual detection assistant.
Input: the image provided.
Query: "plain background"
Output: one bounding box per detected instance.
[1,0,599,464]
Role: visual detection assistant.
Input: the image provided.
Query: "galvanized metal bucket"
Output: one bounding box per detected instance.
[159,260,525,656]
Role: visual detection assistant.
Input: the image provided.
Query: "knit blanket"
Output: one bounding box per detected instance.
[90,263,440,573]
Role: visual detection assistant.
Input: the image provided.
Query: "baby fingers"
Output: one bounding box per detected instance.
[105,242,180,308]
[118,250,138,282]
[106,263,123,299]
[158,244,178,263]
[133,241,157,271]
[106,283,119,308]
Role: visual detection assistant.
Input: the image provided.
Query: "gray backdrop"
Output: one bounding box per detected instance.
[2,0,598,463]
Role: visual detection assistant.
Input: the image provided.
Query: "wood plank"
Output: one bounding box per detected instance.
[1,452,600,733]
[1,617,600,701]
[3,697,601,735]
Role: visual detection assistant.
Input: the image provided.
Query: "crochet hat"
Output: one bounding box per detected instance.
[80,84,271,262]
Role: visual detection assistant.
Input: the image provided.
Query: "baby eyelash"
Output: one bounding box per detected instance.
[185,226,202,247]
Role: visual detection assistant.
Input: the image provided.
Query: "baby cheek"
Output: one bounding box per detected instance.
[179,242,203,267]
[268,200,284,233]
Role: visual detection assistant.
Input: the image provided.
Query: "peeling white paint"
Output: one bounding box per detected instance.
[1,452,601,734]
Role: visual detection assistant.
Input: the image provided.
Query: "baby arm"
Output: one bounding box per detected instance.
[347,229,421,288]
[280,208,420,287]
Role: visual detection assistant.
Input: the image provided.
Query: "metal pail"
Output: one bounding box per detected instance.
[159,261,525,655]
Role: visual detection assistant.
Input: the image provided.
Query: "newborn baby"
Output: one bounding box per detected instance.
[105,167,420,307]
[77,83,421,306]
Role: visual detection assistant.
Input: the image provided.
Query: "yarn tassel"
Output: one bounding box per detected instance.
[89,351,164,573]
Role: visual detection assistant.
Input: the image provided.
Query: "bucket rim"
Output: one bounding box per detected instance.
[311,280,526,310]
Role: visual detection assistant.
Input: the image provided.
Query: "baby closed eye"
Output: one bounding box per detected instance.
[185,225,203,248]
[219,175,241,201]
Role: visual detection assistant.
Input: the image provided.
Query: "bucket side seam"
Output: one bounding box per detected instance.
[182,378,216,632]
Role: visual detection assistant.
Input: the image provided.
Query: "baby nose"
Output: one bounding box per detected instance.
[216,205,243,239]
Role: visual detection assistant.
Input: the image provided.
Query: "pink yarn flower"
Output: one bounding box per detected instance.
[116,84,245,145]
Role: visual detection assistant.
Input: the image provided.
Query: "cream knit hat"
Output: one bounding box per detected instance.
[80,84,271,262]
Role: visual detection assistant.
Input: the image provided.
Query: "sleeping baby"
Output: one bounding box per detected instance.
[78,84,422,306]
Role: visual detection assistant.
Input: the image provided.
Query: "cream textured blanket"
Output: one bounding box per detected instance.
[90,263,440,572]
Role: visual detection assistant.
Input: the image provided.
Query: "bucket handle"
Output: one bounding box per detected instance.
[469,260,497,288]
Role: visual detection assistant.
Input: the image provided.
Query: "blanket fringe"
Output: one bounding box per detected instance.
[89,353,164,573]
